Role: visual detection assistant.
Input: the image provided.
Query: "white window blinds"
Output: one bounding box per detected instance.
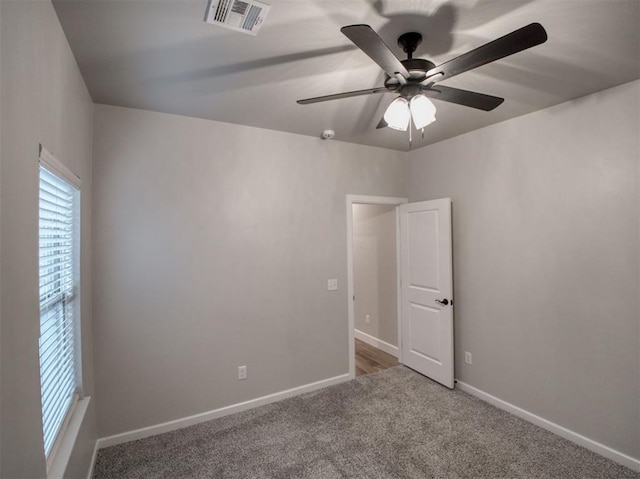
[38,150,81,459]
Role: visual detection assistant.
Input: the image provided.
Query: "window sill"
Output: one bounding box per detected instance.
[47,396,91,479]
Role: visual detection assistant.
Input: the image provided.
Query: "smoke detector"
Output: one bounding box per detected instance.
[321,130,335,140]
[204,0,271,35]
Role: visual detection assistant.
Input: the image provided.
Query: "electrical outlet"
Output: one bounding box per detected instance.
[365,314,371,324]
[464,352,472,365]
[238,365,247,380]
[327,279,338,291]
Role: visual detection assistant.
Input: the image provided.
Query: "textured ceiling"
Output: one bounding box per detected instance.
[54,0,640,152]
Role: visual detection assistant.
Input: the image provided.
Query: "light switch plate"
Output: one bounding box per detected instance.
[327,279,338,291]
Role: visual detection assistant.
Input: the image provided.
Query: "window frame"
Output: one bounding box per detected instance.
[38,145,83,472]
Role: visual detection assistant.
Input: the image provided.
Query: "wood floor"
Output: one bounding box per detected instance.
[355,338,399,376]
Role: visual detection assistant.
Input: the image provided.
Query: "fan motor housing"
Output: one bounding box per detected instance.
[398,84,423,98]
[402,58,435,78]
[384,58,435,91]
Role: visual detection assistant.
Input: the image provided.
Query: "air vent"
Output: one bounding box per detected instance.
[204,0,271,35]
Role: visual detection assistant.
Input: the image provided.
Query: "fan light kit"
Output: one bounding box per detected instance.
[384,95,437,131]
[298,22,548,144]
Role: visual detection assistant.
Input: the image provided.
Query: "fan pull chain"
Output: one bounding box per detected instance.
[421,128,425,139]
[409,115,413,148]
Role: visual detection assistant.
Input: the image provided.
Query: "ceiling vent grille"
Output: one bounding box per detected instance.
[204,0,271,35]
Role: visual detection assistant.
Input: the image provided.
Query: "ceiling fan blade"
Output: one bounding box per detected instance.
[341,25,410,79]
[376,115,388,129]
[297,87,388,105]
[422,85,504,111]
[425,23,547,83]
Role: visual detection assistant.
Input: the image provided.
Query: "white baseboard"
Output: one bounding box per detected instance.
[455,380,640,472]
[96,373,351,449]
[354,329,399,358]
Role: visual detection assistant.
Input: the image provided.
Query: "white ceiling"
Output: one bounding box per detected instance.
[53,0,640,152]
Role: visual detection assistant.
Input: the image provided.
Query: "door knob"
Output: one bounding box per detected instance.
[435,299,449,306]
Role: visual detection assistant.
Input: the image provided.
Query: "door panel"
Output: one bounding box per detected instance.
[408,210,440,290]
[400,198,453,388]
[409,303,442,362]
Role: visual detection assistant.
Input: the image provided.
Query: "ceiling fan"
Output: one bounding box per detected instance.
[297,23,547,132]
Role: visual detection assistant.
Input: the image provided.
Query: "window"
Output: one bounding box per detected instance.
[38,146,82,462]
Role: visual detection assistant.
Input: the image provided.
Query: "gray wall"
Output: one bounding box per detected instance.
[0,1,3,472]
[91,105,407,437]
[0,1,97,477]
[353,204,397,346]
[408,80,639,459]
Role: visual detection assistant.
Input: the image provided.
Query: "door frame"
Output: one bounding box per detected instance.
[346,195,408,379]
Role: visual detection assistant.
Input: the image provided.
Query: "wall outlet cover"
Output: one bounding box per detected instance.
[464,352,472,365]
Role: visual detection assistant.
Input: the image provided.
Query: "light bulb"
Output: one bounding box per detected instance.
[383,97,410,131]
[410,95,436,129]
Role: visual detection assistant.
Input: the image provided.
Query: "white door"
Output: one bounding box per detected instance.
[400,198,454,388]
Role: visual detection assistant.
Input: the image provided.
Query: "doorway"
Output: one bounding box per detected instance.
[347,196,454,388]
[346,195,407,378]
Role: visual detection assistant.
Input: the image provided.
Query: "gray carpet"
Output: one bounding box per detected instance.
[94,366,639,478]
